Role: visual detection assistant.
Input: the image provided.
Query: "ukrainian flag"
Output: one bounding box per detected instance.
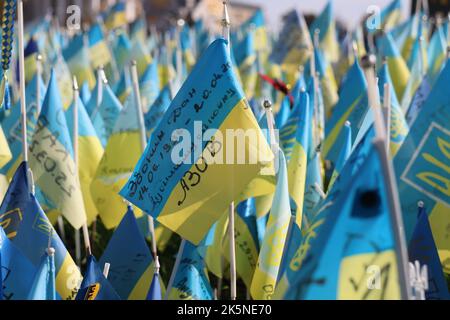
[276,121,377,299]
[0,227,36,300]
[270,10,312,77]
[120,38,273,245]
[379,0,402,32]
[130,40,152,77]
[28,70,87,229]
[63,34,96,90]
[27,250,56,300]
[113,32,132,69]
[251,150,291,299]
[91,84,144,229]
[75,255,120,300]
[86,81,123,147]
[304,47,338,116]
[80,81,91,106]
[144,85,172,139]
[0,162,82,300]
[323,60,367,167]
[130,17,147,45]
[328,121,351,189]
[114,69,132,105]
[286,90,310,221]
[158,45,176,89]
[394,57,450,274]
[139,60,160,112]
[222,198,259,289]
[99,206,164,300]
[377,62,409,157]
[409,205,450,299]
[239,9,268,53]
[234,30,257,99]
[180,25,196,72]
[377,33,410,101]
[204,214,228,278]
[88,23,112,69]
[310,0,339,63]
[0,125,11,169]
[167,240,213,300]
[105,1,127,30]
[65,96,104,226]
[284,143,403,299]
[426,23,447,84]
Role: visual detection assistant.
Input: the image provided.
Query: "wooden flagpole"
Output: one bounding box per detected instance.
[361,54,412,300]
[130,60,159,260]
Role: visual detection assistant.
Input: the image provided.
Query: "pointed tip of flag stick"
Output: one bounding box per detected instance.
[344,120,351,127]
[72,76,78,91]
[360,54,376,69]
[221,1,230,27]
[46,247,55,256]
[263,99,272,109]
[417,201,424,208]
[177,19,185,28]
[36,53,42,62]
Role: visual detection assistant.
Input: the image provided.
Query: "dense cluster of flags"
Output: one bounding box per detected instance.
[0,0,448,300]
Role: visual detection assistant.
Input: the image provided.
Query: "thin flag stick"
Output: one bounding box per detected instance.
[362,54,412,300]
[164,239,186,300]
[130,60,159,259]
[35,54,42,114]
[383,82,391,153]
[222,0,237,301]
[103,262,110,278]
[17,0,27,163]
[72,76,92,257]
[176,19,185,87]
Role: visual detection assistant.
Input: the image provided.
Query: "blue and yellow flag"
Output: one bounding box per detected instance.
[114,69,132,104]
[130,39,152,77]
[0,227,36,300]
[65,96,104,225]
[377,32,410,101]
[86,81,123,147]
[251,150,291,299]
[75,255,121,300]
[113,32,132,69]
[27,250,56,300]
[29,70,87,229]
[276,123,377,299]
[99,206,160,300]
[409,204,450,299]
[234,30,257,99]
[286,90,310,221]
[222,198,259,289]
[147,272,162,300]
[80,81,91,106]
[91,83,144,229]
[372,0,402,33]
[0,162,82,299]
[167,240,213,300]
[144,84,172,139]
[426,23,447,84]
[1,73,44,177]
[270,10,312,76]
[120,38,273,245]
[328,121,351,190]
[284,143,403,299]
[323,59,367,166]
[105,1,127,30]
[88,23,112,69]
[63,34,96,90]
[139,59,160,112]
[394,57,450,274]
[0,125,11,170]
[377,62,409,157]
[310,1,339,63]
